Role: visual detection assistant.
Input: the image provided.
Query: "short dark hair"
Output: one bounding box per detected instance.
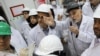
[27,15,37,23]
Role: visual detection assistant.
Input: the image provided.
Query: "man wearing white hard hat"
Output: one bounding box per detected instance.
[35,35,64,56]
[22,7,30,19]
[0,16,27,55]
[21,7,31,44]
[81,5,100,56]
[27,9,38,28]
[27,4,61,46]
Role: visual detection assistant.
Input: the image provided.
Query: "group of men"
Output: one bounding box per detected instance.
[0,0,100,56]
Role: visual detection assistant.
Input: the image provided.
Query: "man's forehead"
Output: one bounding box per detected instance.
[38,12,49,15]
[94,18,100,20]
[69,9,80,13]
[94,18,100,22]
[0,35,10,36]
[23,11,29,13]
[23,11,29,14]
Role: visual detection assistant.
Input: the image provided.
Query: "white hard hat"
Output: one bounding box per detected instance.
[42,54,57,56]
[22,7,30,12]
[35,35,63,56]
[93,5,100,18]
[29,9,37,16]
[37,4,50,13]
[0,16,5,21]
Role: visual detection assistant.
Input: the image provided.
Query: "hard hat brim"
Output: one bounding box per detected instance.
[0,33,11,35]
[35,48,51,56]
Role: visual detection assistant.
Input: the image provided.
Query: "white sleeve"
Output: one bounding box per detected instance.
[82,2,93,17]
[81,49,90,56]
[78,19,95,43]
[27,30,35,46]
[16,30,27,47]
[55,18,70,38]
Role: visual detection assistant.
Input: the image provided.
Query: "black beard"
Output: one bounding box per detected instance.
[29,22,38,28]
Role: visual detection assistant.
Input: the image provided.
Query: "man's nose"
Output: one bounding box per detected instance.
[94,24,99,28]
[70,15,74,19]
[94,24,100,31]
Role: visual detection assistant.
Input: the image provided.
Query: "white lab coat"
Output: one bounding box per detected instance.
[21,20,31,41]
[68,15,95,56]
[27,24,61,47]
[10,27,27,55]
[64,15,95,56]
[27,15,95,56]
[82,1,100,17]
[82,1,94,17]
[81,38,100,56]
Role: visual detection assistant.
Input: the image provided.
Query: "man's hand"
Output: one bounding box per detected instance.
[58,15,63,21]
[43,11,55,26]
[69,26,79,35]
[19,48,28,56]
